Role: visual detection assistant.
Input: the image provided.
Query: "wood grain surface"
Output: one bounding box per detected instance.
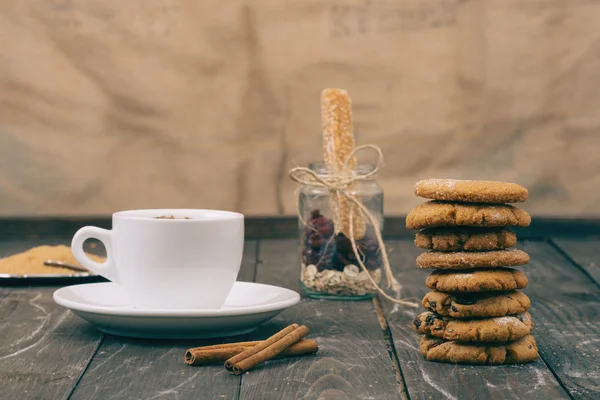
[69,335,241,400]
[68,240,257,399]
[520,241,600,400]
[0,237,106,398]
[551,238,600,288]
[240,239,403,400]
[1,232,600,399]
[0,287,103,400]
[380,240,571,400]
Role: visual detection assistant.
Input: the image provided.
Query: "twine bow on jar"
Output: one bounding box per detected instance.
[289,144,419,308]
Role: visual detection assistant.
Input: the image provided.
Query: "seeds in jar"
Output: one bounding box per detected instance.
[301,263,382,296]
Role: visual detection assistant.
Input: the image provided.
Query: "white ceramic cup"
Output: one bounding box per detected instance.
[71,209,244,310]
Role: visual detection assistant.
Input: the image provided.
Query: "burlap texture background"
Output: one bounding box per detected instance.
[1,0,599,216]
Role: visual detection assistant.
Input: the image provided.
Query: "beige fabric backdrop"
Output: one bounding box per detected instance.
[1,0,599,216]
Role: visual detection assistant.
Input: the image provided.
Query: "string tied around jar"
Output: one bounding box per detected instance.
[289,144,419,308]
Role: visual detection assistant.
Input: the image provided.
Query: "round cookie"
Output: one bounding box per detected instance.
[422,290,531,318]
[412,311,534,342]
[419,334,538,365]
[425,268,528,292]
[405,201,531,230]
[416,249,529,269]
[415,227,517,251]
[414,179,528,204]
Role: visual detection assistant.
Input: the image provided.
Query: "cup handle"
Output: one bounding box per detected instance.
[71,226,118,283]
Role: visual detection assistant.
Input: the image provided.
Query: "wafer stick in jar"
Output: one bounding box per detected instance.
[321,88,366,240]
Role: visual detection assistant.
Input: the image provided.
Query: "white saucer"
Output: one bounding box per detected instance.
[53,281,300,339]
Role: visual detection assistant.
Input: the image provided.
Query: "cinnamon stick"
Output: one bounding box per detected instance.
[184,341,261,365]
[184,340,318,366]
[224,324,310,374]
[187,341,262,353]
[224,324,298,369]
[185,347,248,366]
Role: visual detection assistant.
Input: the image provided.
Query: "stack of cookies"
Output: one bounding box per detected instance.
[406,179,539,365]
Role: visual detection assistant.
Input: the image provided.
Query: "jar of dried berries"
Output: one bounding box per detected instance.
[298,162,384,300]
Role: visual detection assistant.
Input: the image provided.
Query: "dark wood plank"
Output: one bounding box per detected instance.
[0,287,103,400]
[381,240,570,400]
[0,235,107,398]
[551,238,600,288]
[68,240,257,400]
[70,335,241,400]
[238,240,258,282]
[239,239,402,400]
[3,216,600,241]
[520,241,600,400]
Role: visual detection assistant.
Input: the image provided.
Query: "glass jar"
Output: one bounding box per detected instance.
[298,162,384,300]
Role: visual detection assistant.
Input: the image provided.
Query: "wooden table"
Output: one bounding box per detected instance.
[0,217,599,400]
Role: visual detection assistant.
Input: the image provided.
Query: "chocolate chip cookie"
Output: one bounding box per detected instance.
[412,311,534,342]
[422,290,531,318]
[425,268,528,292]
[416,249,529,269]
[414,179,528,204]
[405,201,531,230]
[419,334,538,364]
[415,227,517,251]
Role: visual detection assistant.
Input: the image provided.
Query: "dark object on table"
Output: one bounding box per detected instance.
[302,210,381,271]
